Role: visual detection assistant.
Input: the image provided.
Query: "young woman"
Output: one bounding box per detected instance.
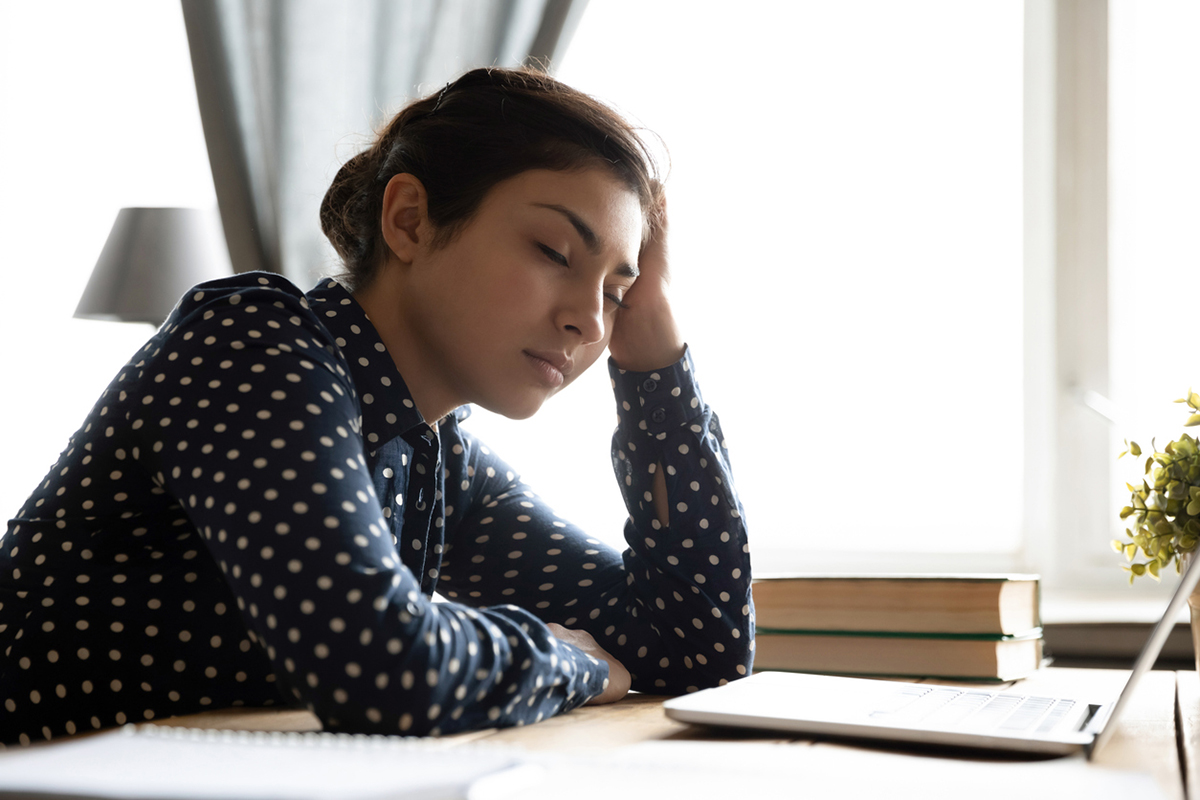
[0,67,753,746]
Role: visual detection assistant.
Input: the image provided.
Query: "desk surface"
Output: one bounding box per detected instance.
[149,668,1191,799]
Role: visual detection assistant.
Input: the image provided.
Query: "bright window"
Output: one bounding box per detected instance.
[469,1,1026,566]
[1109,0,1200,523]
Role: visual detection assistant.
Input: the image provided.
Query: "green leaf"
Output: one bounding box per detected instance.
[1130,441,1143,457]
[1111,538,1127,554]
[1131,563,1147,576]
[1148,560,1161,579]
[1185,414,1200,427]
[1124,543,1138,561]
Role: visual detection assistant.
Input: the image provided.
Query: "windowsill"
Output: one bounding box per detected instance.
[1041,589,1194,669]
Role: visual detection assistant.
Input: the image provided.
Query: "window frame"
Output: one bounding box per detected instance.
[757,1,1140,596]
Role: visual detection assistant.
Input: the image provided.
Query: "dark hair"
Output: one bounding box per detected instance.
[320,67,663,291]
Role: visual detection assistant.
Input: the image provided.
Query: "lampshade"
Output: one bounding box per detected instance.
[74,207,234,326]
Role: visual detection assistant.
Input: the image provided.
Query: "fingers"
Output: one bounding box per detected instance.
[546,623,631,704]
[546,622,581,645]
[642,191,669,255]
[647,181,668,238]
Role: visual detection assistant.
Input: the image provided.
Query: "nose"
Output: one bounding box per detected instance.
[555,282,606,345]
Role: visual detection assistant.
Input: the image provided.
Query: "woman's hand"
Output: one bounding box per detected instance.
[547,622,631,704]
[606,192,686,373]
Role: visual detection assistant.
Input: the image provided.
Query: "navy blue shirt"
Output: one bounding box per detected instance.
[0,273,753,746]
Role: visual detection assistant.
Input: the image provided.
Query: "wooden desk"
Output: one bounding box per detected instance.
[146,668,1188,798]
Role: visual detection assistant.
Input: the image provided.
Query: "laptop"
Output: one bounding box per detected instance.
[664,557,1200,757]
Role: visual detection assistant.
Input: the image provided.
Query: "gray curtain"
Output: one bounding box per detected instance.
[181,0,588,286]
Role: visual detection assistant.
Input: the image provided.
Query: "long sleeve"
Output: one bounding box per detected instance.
[0,274,616,748]
[143,279,612,735]
[436,347,754,693]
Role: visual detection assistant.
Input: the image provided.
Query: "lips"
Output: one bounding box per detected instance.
[524,350,572,388]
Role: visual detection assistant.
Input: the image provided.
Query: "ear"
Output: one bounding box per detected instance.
[380,173,431,264]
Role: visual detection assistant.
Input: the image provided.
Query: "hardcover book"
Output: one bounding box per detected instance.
[751,628,1045,681]
[751,573,1041,636]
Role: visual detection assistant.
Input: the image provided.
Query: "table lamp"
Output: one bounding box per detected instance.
[74,207,234,326]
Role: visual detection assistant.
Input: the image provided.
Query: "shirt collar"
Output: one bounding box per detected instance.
[305,278,439,449]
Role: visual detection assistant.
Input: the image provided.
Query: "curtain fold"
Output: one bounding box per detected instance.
[181,0,589,285]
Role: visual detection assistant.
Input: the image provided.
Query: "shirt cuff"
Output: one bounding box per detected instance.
[555,640,612,703]
[608,346,705,438]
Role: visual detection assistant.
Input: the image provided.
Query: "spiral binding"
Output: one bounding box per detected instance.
[124,723,508,753]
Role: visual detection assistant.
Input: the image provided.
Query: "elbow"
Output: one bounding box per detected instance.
[630,627,755,695]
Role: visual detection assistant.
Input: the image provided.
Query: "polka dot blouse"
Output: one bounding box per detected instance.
[0,273,753,747]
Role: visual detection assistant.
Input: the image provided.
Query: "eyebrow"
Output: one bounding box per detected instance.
[531,203,639,278]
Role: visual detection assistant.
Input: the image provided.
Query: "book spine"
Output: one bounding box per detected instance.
[753,627,1043,642]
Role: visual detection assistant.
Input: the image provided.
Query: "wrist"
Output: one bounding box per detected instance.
[611,343,686,373]
[608,301,685,372]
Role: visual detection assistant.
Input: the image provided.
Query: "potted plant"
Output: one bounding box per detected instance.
[1114,390,1200,671]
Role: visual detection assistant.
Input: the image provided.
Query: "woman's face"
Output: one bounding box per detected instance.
[401,167,643,420]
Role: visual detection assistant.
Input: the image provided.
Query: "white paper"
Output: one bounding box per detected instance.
[0,726,522,800]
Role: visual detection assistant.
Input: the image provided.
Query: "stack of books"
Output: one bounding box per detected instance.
[751,574,1043,681]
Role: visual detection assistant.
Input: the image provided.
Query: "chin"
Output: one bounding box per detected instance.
[482,393,549,421]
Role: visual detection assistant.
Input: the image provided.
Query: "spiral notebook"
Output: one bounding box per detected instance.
[0,724,536,800]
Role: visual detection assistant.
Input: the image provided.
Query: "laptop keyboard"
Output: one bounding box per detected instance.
[869,686,1077,734]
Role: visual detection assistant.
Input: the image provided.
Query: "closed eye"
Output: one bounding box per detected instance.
[540,242,630,309]
[605,291,630,310]
[537,243,569,267]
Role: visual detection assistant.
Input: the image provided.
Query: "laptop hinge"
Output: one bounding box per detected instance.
[1078,703,1106,733]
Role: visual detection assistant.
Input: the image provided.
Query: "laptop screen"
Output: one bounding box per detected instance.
[1089,554,1200,757]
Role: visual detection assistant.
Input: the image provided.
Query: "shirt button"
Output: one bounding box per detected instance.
[650,407,668,424]
[642,378,658,392]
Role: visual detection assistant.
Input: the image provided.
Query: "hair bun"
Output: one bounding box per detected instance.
[319,150,379,269]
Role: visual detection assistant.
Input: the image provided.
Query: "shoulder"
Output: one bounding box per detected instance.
[167,273,316,330]
[145,273,351,385]
[160,273,342,355]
